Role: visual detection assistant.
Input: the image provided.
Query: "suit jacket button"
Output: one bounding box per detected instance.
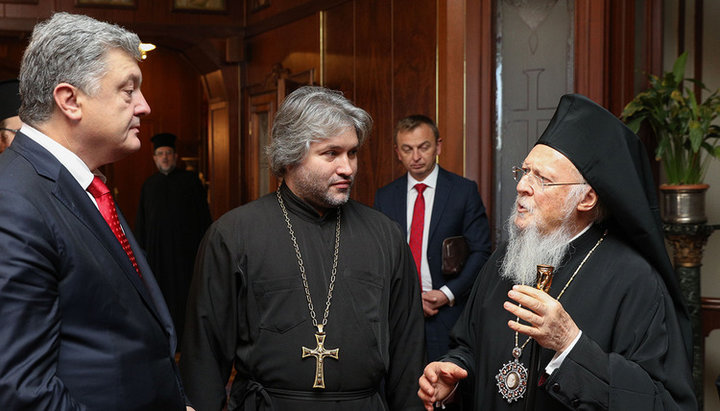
[552,383,561,393]
[571,399,581,408]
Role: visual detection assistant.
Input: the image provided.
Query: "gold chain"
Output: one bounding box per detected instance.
[514,229,608,350]
[277,188,341,331]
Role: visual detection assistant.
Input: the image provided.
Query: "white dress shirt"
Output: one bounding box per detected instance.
[405,165,455,302]
[20,124,107,210]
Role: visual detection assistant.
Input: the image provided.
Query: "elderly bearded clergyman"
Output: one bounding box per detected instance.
[418,94,696,410]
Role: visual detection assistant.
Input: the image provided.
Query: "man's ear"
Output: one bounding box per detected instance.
[53,83,82,121]
[577,187,598,212]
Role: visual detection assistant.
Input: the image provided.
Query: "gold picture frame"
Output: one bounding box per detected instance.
[250,0,270,12]
[173,0,226,12]
[75,0,135,7]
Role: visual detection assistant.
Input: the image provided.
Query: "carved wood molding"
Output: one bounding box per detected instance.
[702,297,720,338]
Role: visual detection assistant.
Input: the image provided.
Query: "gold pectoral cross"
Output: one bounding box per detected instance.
[301,325,339,389]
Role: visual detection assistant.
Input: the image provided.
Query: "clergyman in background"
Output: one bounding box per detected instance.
[136,132,212,346]
[0,79,22,153]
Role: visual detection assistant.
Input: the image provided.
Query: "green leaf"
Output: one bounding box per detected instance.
[687,88,699,115]
[689,122,703,152]
[672,52,688,85]
[624,116,645,133]
[624,50,720,184]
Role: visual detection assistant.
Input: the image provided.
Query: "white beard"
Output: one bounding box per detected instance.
[499,198,578,285]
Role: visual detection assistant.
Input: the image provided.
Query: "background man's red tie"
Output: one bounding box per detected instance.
[87,176,142,277]
[409,183,427,284]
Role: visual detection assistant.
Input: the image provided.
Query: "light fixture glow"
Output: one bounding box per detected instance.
[139,43,156,60]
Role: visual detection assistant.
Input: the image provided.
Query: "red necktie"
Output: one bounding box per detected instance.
[409,183,427,284]
[87,176,142,278]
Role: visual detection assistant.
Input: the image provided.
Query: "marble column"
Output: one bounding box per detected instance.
[664,223,718,409]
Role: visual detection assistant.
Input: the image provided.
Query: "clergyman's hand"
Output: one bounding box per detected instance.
[504,284,579,353]
[418,362,468,411]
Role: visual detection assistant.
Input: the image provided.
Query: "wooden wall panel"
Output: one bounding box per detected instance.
[0,0,243,31]
[245,14,320,87]
[575,0,608,105]
[467,0,496,236]
[246,0,318,25]
[437,0,465,178]
[209,102,230,218]
[391,0,436,182]
[222,64,241,211]
[241,0,442,207]
[323,2,355,98]
[352,0,393,204]
[0,37,25,80]
[607,0,636,116]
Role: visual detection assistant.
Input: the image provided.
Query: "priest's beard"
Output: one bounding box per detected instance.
[500,186,588,285]
[292,166,355,210]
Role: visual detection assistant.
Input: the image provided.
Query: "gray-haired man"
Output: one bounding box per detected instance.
[0,13,188,409]
[181,86,425,410]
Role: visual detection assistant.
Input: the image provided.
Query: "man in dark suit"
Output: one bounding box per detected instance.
[374,114,492,361]
[0,13,189,410]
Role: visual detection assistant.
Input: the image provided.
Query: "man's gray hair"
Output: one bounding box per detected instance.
[267,86,372,176]
[18,12,141,125]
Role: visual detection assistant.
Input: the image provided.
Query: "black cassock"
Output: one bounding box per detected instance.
[135,168,211,343]
[180,184,425,410]
[446,224,696,410]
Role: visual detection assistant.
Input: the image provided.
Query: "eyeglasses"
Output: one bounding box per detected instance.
[512,166,586,191]
[0,128,19,134]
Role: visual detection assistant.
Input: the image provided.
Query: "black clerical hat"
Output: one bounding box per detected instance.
[151,133,177,150]
[0,79,21,122]
[536,94,691,357]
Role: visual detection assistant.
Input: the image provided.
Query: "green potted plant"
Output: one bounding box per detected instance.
[621,52,720,224]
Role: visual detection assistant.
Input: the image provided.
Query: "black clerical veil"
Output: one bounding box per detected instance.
[535,93,692,360]
[0,79,20,121]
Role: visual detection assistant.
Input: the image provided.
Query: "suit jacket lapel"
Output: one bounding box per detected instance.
[429,167,451,241]
[53,170,164,324]
[13,133,166,329]
[119,208,177,346]
[393,175,409,236]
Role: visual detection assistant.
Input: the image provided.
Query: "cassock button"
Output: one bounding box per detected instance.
[571,398,581,408]
[552,383,561,393]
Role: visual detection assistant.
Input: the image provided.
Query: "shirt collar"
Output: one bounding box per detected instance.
[20,124,102,189]
[406,164,439,192]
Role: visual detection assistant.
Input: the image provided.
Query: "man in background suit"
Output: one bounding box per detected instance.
[374,114,492,361]
[0,13,189,409]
